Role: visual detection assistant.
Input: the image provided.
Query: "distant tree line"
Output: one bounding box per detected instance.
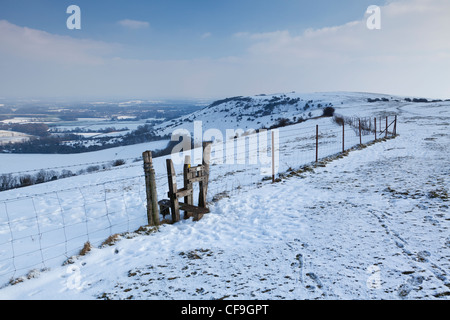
[51,126,129,134]
[0,159,128,192]
[261,106,335,130]
[0,123,50,137]
[0,124,170,154]
[0,139,181,192]
[368,97,449,103]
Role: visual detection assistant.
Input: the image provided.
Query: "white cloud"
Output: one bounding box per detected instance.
[1,0,450,99]
[201,32,212,39]
[0,20,115,65]
[118,19,150,30]
[230,0,450,99]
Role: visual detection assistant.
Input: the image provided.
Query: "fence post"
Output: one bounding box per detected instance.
[166,158,180,223]
[315,125,319,163]
[385,116,388,138]
[374,117,377,140]
[359,119,362,145]
[342,122,345,153]
[183,155,193,219]
[198,141,212,209]
[272,130,275,183]
[394,115,397,136]
[142,151,160,226]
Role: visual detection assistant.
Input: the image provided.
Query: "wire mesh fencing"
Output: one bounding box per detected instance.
[0,176,149,285]
[0,115,397,286]
[204,115,397,202]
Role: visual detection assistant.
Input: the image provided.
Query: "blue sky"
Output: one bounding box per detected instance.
[0,0,385,59]
[0,0,449,100]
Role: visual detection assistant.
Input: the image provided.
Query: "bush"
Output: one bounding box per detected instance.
[268,118,292,129]
[19,175,34,187]
[0,174,16,191]
[322,107,335,117]
[275,118,291,127]
[333,115,345,126]
[86,165,100,173]
[112,159,126,167]
[412,98,429,103]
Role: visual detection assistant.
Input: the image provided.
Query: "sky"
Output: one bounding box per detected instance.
[0,0,449,100]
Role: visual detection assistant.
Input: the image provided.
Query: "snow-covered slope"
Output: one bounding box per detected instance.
[153,91,433,137]
[0,140,170,175]
[0,92,449,300]
[154,92,338,136]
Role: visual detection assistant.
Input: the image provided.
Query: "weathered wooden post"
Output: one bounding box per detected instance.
[271,130,275,182]
[342,122,345,153]
[374,117,377,140]
[166,158,180,223]
[359,119,362,145]
[183,155,193,219]
[198,141,212,209]
[142,151,159,226]
[315,125,319,163]
[394,115,397,136]
[385,116,388,138]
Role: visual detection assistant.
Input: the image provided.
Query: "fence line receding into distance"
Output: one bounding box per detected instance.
[0,115,398,286]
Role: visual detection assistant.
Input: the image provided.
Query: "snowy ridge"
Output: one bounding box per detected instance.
[155,91,339,136]
[154,91,428,137]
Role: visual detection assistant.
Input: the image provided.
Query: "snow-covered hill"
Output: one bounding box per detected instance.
[154,92,338,136]
[154,91,435,137]
[0,92,448,300]
[156,92,440,135]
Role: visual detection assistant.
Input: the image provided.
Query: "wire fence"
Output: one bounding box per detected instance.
[0,115,397,286]
[205,115,397,201]
[0,157,144,193]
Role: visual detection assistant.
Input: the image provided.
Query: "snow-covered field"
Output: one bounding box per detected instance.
[0,93,448,300]
[0,130,33,145]
[0,139,170,174]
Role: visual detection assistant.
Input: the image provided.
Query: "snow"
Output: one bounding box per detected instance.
[0,130,33,145]
[153,91,336,137]
[0,92,448,300]
[0,140,170,174]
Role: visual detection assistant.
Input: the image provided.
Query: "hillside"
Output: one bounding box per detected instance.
[154,92,336,136]
[153,91,430,137]
[0,92,448,300]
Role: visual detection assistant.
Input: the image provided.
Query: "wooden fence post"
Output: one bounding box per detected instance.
[142,151,159,226]
[359,119,362,145]
[385,116,388,138]
[166,158,180,223]
[342,122,345,153]
[374,117,377,140]
[315,125,319,163]
[198,141,212,209]
[183,155,193,219]
[394,115,397,136]
[272,130,275,182]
